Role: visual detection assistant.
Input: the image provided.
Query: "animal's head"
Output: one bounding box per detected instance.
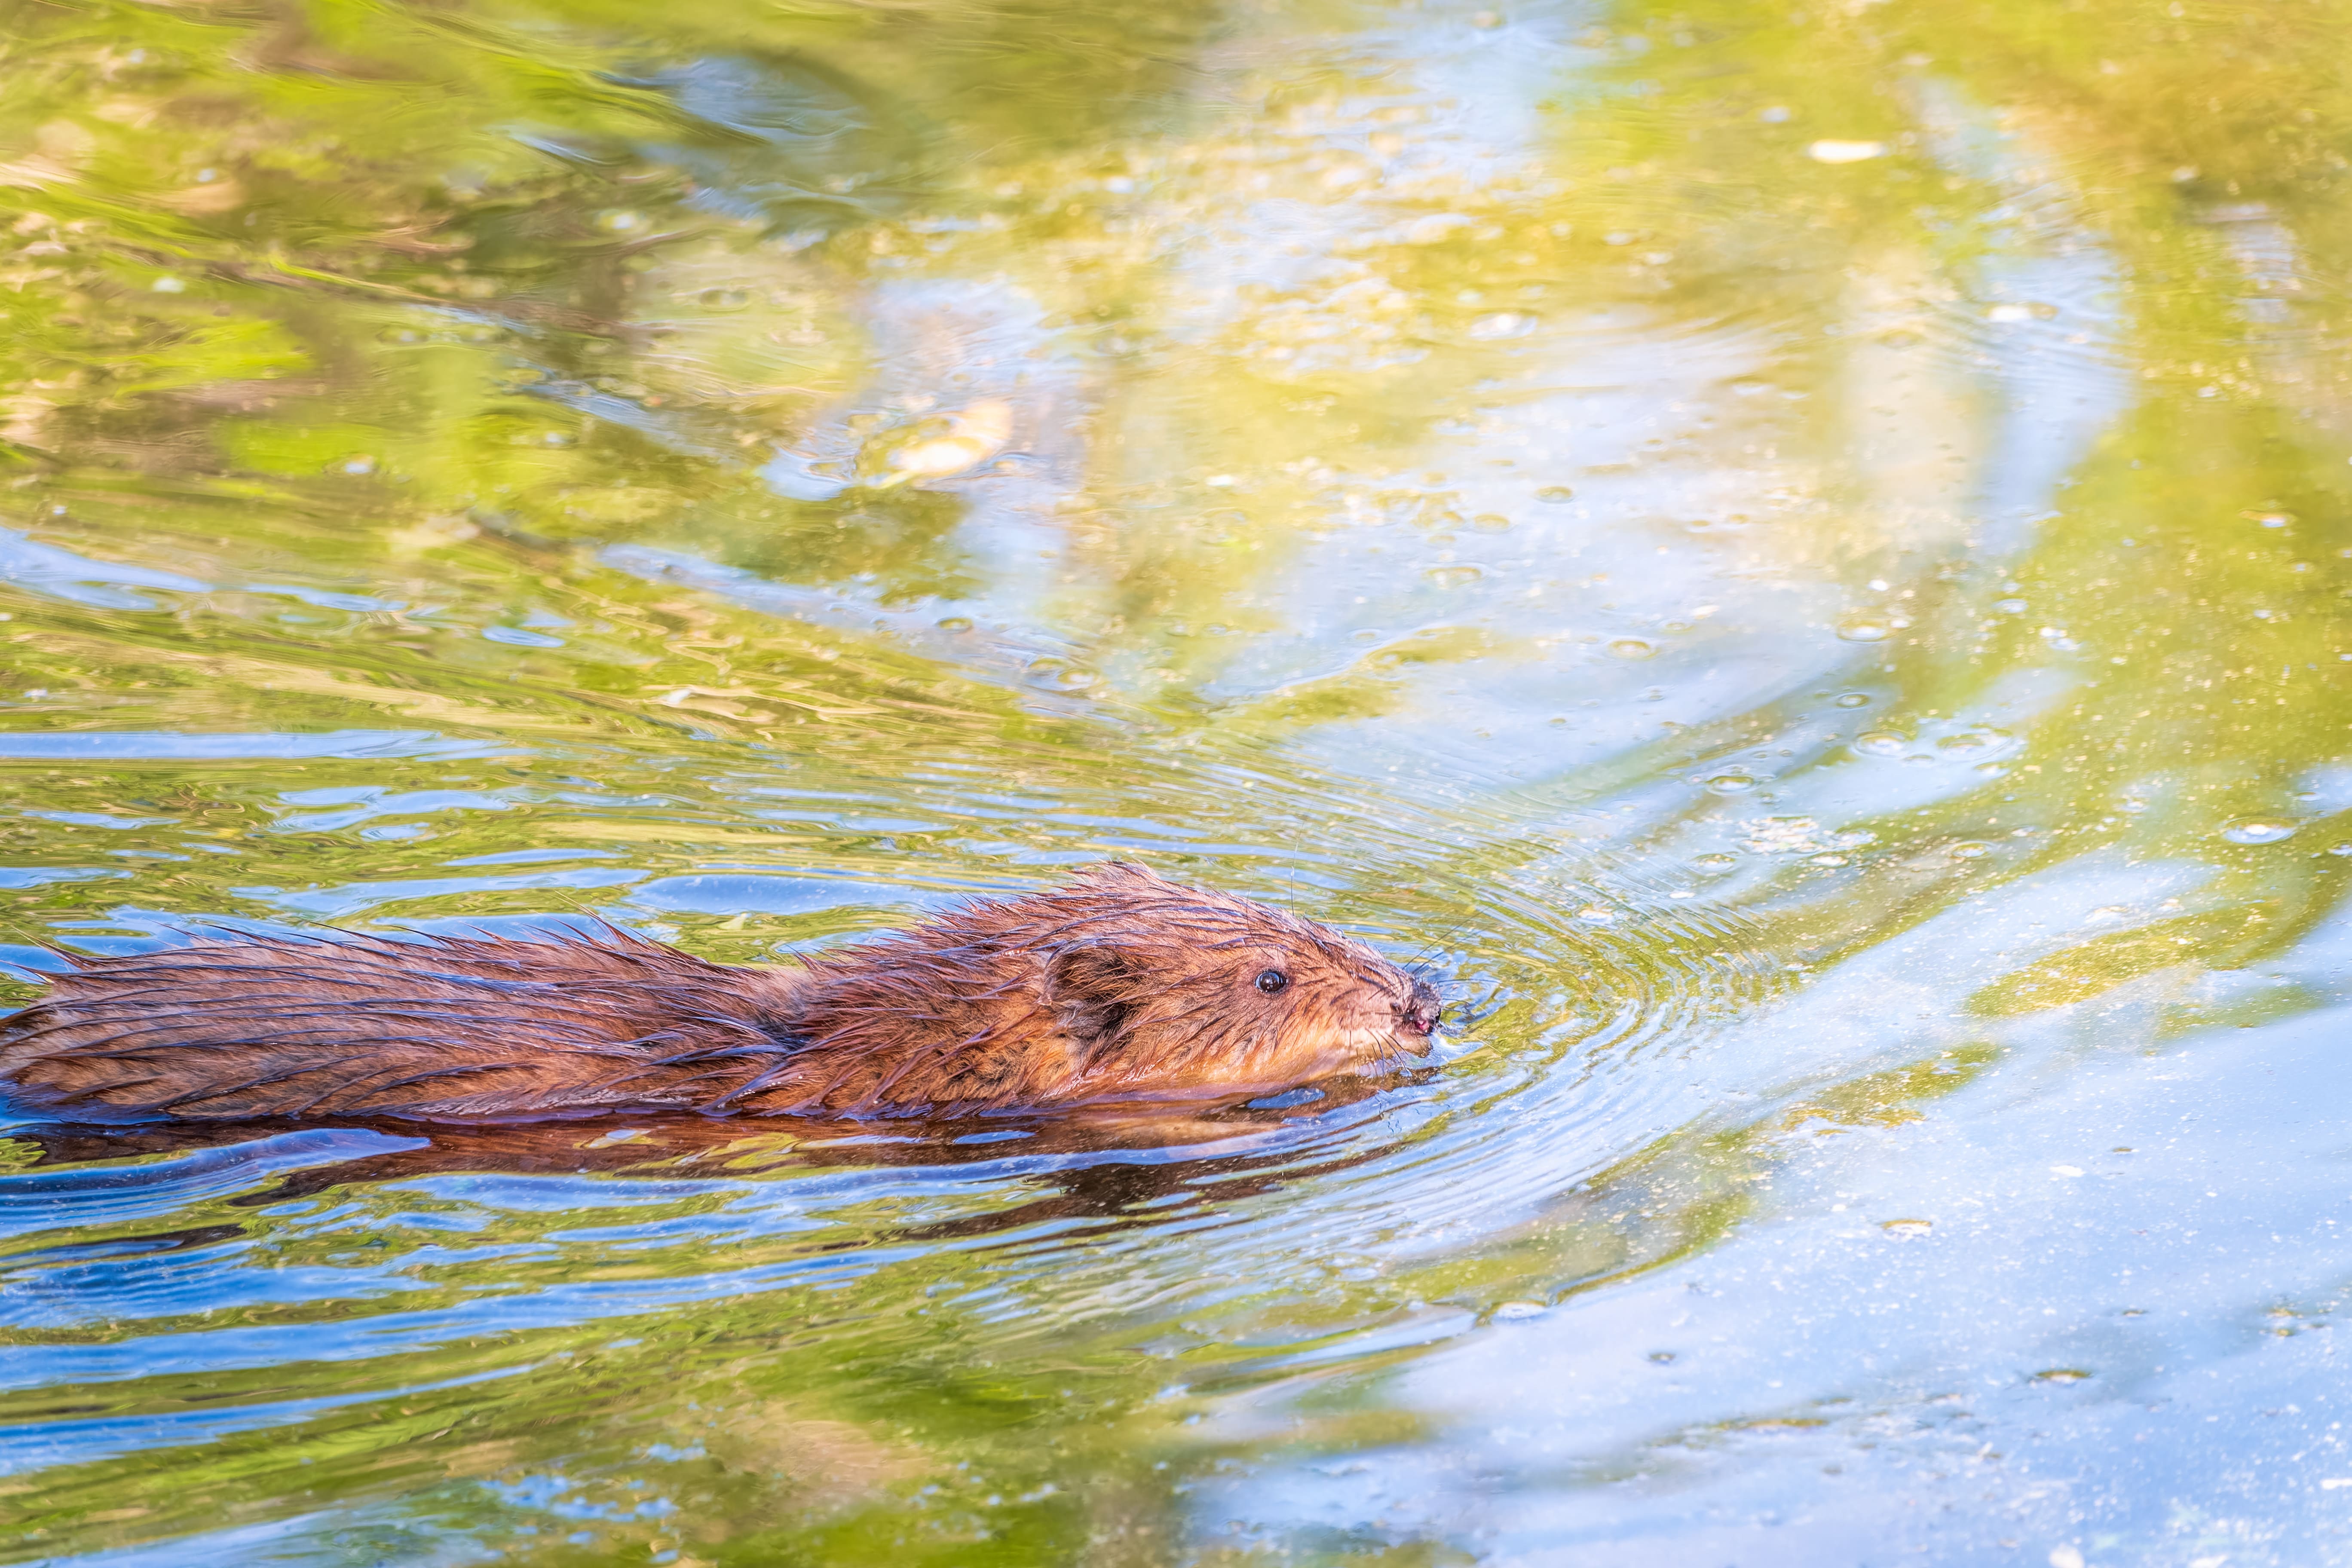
[1030,864,1440,1102]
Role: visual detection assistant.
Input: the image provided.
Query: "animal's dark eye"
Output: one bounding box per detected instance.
[1255,969,1289,995]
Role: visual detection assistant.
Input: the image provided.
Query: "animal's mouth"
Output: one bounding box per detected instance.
[1362,1019,1436,1066]
[1393,978,1443,1050]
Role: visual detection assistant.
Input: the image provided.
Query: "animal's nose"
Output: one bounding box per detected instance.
[1398,980,1441,1037]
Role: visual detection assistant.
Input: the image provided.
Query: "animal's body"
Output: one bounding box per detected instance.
[0,864,1439,1124]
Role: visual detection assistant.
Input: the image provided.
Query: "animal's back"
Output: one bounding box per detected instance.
[0,930,808,1123]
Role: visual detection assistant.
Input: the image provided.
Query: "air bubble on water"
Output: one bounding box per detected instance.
[340,455,377,476]
[1493,1301,1547,1321]
[1936,726,2013,758]
[1807,139,1887,163]
[1025,656,1098,691]
[1948,841,1992,859]
[1467,312,1537,340]
[2331,842,2352,857]
[1836,616,1890,642]
[1576,906,1617,924]
[2248,510,2293,528]
[1809,852,1848,867]
[1833,692,1871,708]
[1535,486,1574,502]
[698,287,752,310]
[1704,773,1758,794]
[1692,853,1739,873]
[1881,1219,1932,1238]
[1471,513,1512,531]
[1608,638,1655,660]
[2119,797,2149,813]
[2220,818,2295,845]
[935,616,974,632]
[1854,732,1908,756]
[2030,1369,2090,1386]
[595,209,645,233]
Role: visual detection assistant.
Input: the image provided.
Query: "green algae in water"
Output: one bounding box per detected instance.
[0,0,2349,1563]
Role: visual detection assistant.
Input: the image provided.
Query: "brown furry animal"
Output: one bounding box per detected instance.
[0,864,1440,1124]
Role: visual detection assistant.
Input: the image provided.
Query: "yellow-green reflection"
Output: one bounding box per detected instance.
[1,0,2348,1562]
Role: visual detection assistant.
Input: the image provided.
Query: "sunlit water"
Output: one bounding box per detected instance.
[2,0,2348,1563]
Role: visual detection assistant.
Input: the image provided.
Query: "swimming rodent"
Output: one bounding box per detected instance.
[0,863,1442,1125]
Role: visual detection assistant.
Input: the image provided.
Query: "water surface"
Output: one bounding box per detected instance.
[2,0,2349,1563]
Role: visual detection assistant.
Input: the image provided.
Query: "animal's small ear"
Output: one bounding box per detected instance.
[1044,939,1143,1053]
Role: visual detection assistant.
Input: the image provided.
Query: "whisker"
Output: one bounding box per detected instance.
[1403,910,1481,970]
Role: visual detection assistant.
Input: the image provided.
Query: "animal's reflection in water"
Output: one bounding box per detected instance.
[5,1067,1432,1248]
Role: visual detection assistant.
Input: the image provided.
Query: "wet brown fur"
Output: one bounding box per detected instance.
[0,864,1439,1125]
